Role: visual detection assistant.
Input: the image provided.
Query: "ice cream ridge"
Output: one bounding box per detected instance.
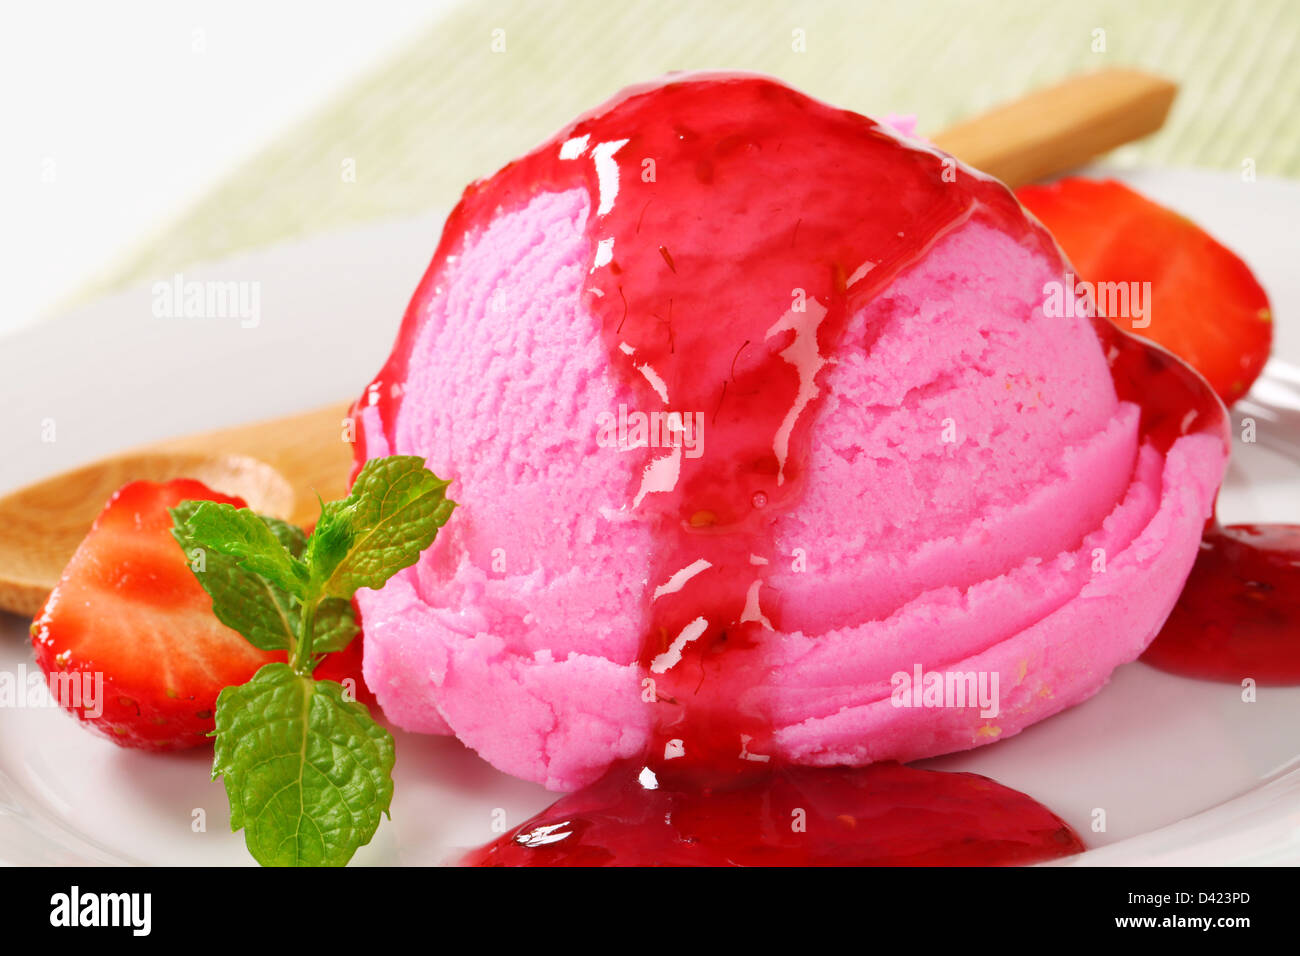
[351,73,1228,865]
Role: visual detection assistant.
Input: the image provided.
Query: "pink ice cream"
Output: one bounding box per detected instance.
[353,76,1226,792]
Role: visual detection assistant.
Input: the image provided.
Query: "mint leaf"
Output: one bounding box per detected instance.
[312,597,359,655]
[262,515,308,558]
[305,510,354,580]
[173,457,454,867]
[213,663,394,867]
[308,456,455,599]
[170,502,296,652]
[186,501,311,595]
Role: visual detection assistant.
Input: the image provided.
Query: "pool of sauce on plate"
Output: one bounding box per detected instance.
[354,74,1285,866]
[1142,522,1300,684]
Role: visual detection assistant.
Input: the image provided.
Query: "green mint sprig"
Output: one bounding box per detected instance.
[170,455,455,866]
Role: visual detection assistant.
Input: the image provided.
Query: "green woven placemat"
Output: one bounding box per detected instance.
[78,0,1300,304]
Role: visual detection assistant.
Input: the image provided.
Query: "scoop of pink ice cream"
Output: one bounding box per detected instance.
[354,83,1225,792]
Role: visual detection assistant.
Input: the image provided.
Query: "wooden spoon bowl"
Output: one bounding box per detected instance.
[0,402,350,617]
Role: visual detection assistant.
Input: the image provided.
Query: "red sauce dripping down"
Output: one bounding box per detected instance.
[351,74,1275,866]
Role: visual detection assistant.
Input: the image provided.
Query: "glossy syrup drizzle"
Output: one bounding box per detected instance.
[352,74,1264,866]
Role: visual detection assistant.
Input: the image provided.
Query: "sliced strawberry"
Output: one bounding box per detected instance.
[30,480,274,750]
[30,480,377,750]
[1016,177,1272,405]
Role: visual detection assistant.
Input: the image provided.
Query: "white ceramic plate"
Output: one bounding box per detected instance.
[2,168,1298,866]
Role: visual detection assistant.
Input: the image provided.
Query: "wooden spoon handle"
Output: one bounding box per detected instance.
[932,69,1178,187]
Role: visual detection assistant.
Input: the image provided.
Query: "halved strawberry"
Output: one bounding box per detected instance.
[1016,177,1272,405]
[30,479,373,750]
[30,480,275,750]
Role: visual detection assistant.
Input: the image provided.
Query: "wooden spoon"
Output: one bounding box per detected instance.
[0,402,353,616]
[931,68,1177,187]
[0,68,1177,617]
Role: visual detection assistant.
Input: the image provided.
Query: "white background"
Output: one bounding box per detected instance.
[0,1,449,335]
